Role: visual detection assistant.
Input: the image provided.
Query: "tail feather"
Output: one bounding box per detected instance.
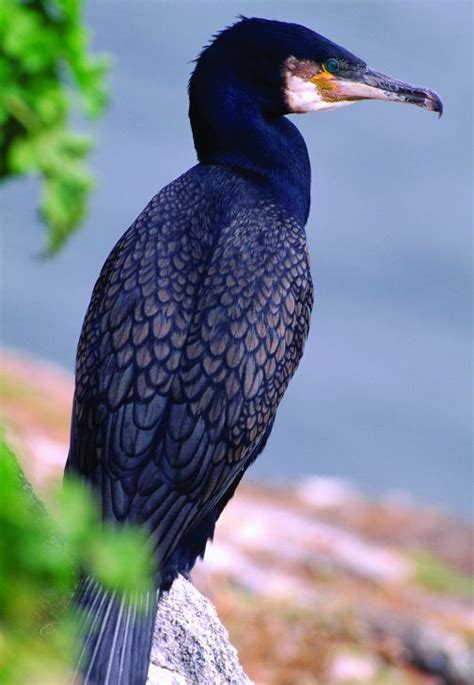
[73,576,157,685]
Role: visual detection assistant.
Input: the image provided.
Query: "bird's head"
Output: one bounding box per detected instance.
[191,17,442,119]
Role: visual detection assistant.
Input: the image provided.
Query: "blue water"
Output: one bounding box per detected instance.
[1,2,472,516]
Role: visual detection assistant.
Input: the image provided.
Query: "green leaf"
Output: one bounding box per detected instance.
[0,433,153,684]
[0,0,110,252]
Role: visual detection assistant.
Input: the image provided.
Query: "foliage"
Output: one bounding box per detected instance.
[0,0,110,253]
[0,434,153,685]
[412,550,473,599]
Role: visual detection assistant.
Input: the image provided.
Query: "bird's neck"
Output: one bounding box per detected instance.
[190,99,311,226]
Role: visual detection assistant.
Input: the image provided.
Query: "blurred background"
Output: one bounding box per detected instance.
[1,2,473,684]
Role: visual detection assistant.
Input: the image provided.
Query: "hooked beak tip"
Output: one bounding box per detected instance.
[423,89,443,118]
[348,66,444,118]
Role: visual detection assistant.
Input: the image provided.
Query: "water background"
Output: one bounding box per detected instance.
[1,1,472,516]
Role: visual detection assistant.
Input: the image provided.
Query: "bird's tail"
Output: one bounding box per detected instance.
[72,576,157,685]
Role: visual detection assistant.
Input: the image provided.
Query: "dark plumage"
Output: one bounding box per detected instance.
[66,16,442,685]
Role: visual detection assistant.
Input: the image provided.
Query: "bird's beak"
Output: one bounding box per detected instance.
[311,65,443,117]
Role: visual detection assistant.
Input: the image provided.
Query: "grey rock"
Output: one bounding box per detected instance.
[147,576,252,685]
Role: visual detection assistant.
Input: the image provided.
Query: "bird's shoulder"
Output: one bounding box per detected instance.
[76,162,310,367]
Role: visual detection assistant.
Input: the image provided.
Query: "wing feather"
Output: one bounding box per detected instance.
[66,168,313,578]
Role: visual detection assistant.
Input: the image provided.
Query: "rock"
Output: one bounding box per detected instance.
[328,649,379,683]
[369,615,474,685]
[147,575,252,685]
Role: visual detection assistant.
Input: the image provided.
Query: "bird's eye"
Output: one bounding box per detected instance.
[324,58,340,74]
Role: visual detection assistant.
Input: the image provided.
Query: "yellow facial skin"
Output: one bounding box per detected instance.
[309,66,369,104]
[309,68,340,102]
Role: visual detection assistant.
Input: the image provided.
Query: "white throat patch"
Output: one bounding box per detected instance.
[283,57,352,113]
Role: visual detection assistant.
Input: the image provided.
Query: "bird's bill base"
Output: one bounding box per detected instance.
[311,66,443,117]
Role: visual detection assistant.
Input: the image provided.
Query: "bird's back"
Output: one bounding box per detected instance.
[67,163,313,584]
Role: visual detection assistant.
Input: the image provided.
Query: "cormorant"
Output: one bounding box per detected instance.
[66,17,442,685]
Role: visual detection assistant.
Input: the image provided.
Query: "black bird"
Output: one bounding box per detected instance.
[66,16,442,685]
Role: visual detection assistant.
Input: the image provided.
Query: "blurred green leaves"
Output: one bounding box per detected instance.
[0,0,110,253]
[0,434,153,684]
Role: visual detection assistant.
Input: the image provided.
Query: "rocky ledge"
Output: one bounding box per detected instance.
[148,576,251,685]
